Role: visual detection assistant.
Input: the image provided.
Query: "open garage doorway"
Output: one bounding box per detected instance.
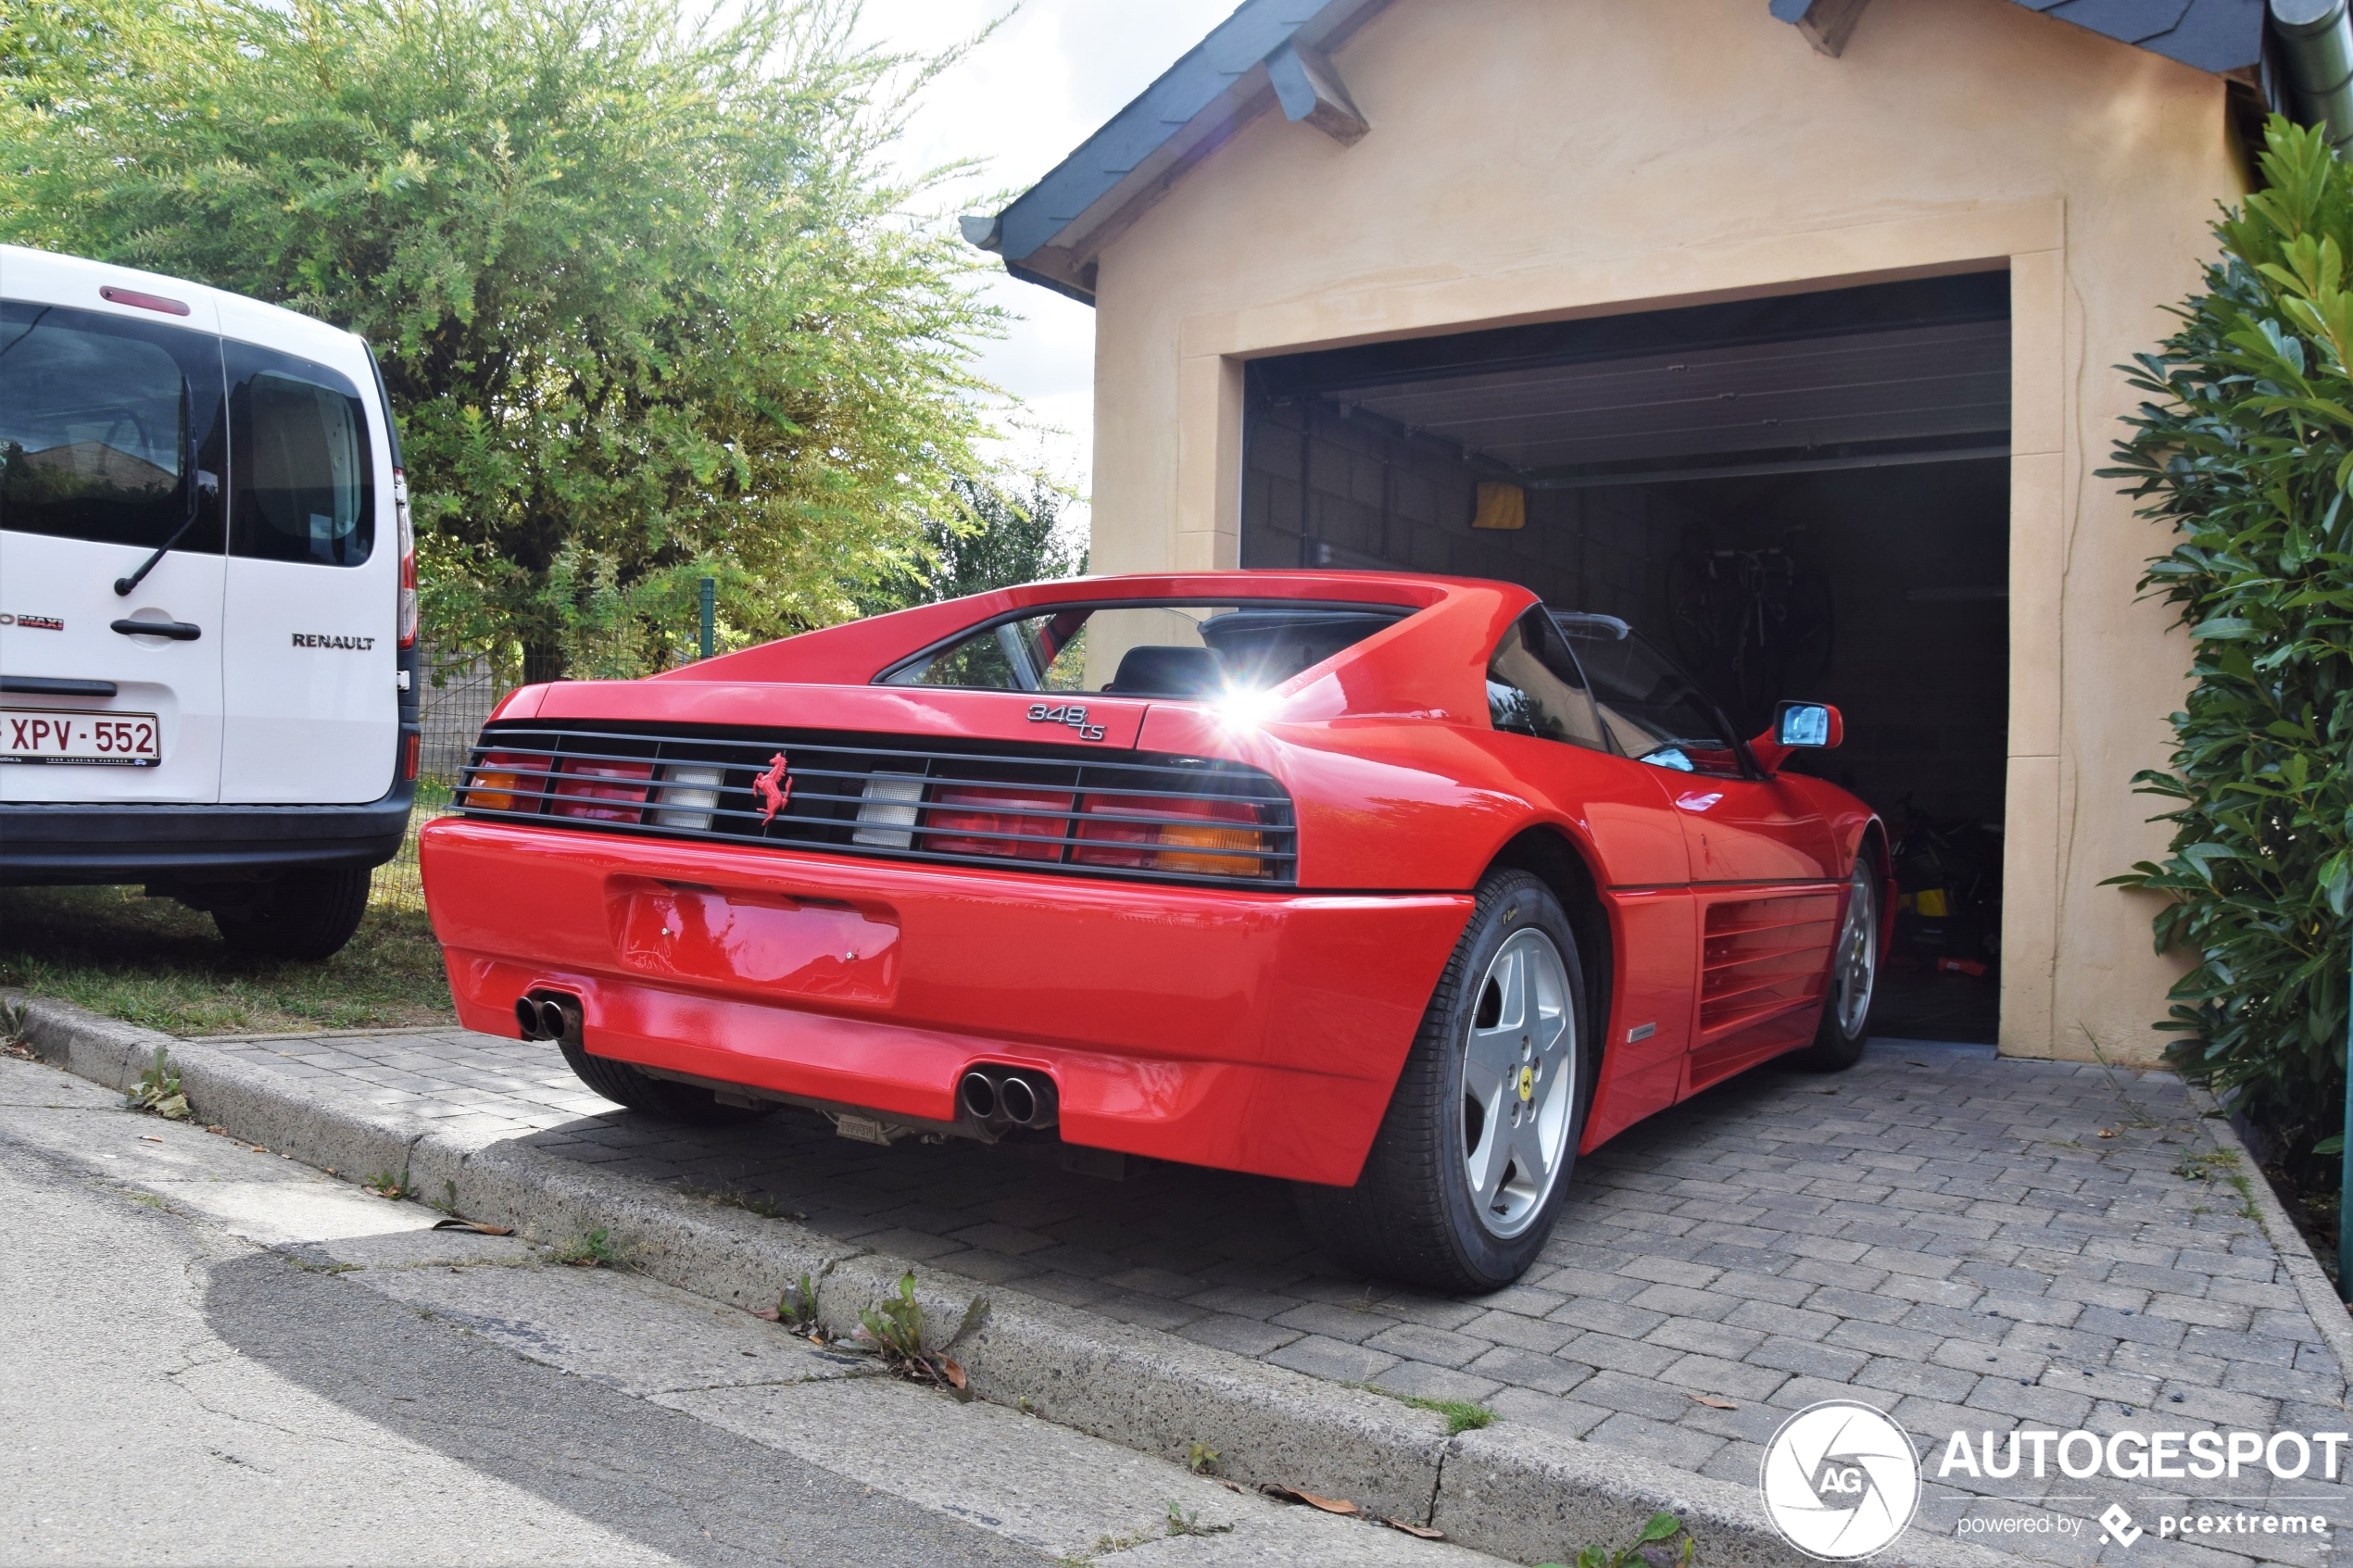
[1239,273,2010,1042]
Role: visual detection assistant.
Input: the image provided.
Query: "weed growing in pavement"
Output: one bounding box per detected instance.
[1187,1441,1221,1475]
[433,1179,459,1215]
[555,1227,619,1267]
[365,1166,415,1202]
[853,1271,969,1393]
[1538,1511,1691,1568]
[1164,1501,1232,1537]
[777,1273,822,1334]
[1399,1395,1495,1435]
[125,1047,189,1120]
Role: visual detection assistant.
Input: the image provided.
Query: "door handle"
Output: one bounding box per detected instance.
[111,619,201,642]
[0,675,119,696]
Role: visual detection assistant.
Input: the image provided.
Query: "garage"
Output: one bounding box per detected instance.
[1238,272,2011,1041]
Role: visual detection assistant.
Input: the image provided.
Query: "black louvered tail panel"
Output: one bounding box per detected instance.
[455,721,1297,889]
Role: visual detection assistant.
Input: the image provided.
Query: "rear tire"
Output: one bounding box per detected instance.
[210,868,371,960]
[1297,870,1592,1293]
[556,1037,776,1126]
[1793,852,1881,1072]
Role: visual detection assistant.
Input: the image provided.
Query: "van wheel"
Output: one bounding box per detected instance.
[557,1038,775,1126]
[1296,870,1591,1293]
[211,868,371,961]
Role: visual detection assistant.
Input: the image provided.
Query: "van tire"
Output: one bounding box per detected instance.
[211,868,371,961]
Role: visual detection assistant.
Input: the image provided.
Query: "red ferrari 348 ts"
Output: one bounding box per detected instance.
[422,572,1888,1291]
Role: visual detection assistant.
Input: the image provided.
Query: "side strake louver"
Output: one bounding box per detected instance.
[455,721,1298,889]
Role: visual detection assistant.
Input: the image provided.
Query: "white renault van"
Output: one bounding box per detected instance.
[0,245,417,959]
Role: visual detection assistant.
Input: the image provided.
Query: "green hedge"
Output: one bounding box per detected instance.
[2105,118,2353,1160]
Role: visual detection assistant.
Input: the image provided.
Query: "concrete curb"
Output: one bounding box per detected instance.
[3,991,2021,1567]
[2187,1084,2353,1401]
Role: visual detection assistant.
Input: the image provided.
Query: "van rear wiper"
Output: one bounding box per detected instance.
[113,468,219,596]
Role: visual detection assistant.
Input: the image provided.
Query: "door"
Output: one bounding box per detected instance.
[216,324,397,804]
[0,255,228,804]
[1557,617,1840,1088]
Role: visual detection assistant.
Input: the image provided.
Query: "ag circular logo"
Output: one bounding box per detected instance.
[1759,1400,1921,1560]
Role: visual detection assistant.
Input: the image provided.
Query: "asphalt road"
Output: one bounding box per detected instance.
[0,1050,1491,1568]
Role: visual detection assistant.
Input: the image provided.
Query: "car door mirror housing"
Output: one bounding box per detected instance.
[1776,701,1839,749]
[1749,700,1842,773]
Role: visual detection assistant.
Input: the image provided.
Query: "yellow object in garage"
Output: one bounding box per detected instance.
[1914,888,1950,918]
[1472,481,1526,531]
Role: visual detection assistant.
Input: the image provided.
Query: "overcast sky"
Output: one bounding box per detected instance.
[855,1,1239,530]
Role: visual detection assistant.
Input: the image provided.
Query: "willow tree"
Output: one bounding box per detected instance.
[0,0,1000,677]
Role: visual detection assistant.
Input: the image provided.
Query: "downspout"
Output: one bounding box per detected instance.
[2271,0,2353,152]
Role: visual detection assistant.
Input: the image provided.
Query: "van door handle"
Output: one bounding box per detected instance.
[1,675,120,696]
[111,619,202,641]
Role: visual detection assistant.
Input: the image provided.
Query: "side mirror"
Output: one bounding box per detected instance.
[1775,701,1839,749]
[1749,701,1842,773]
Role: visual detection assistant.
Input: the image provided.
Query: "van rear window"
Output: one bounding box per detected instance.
[0,302,225,553]
[226,341,373,567]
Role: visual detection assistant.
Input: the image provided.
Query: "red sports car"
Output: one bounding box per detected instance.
[422,571,1888,1290]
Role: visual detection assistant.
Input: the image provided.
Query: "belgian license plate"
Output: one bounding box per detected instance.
[1,708,162,766]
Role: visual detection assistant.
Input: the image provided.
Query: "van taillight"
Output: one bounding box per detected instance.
[1074,796,1269,878]
[393,469,418,649]
[402,733,420,781]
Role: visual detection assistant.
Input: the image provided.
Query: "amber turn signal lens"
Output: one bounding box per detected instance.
[1154,821,1267,878]
[470,771,523,812]
[466,750,542,814]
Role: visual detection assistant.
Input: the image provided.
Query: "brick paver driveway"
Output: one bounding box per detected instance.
[208,1028,2351,1566]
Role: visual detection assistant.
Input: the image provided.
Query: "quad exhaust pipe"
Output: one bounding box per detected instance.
[959,1066,1058,1131]
[515,991,583,1045]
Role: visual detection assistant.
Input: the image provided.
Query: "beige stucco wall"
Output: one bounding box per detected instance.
[1081,0,2242,1065]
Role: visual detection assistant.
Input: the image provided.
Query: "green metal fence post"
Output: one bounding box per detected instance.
[698,576,715,661]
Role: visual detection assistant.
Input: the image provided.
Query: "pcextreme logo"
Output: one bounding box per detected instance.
[1759,1400,1922,1561]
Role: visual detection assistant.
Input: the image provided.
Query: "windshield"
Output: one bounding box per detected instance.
[879,601,1412,697]
[1552,612,1746,777]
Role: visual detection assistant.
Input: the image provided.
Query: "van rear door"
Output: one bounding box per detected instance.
[0,250,229,804]
[214,305,398,806]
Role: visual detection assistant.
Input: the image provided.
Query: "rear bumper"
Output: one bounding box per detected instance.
[420,818,1473,1185]
[0,775,415,884]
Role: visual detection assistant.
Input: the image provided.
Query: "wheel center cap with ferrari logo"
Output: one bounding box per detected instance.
[1516,1065,1536,1102]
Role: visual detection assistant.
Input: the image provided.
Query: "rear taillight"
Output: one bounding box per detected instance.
[402,733,420,782]
[925,784,1070,860]
[393,468,418,650]
[1075,795,1270,879]
[464,750,545,814]
[550,759,654,822]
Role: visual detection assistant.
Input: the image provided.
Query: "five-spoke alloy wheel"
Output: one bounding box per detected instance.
[1298,869,1592,1291]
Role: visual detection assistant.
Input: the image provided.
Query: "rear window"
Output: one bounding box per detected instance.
[225,340,373,567]
[0,301,226,552]
[879,601,1412,696]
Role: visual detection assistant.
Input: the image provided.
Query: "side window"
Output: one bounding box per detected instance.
[0,301,225,552]
[1486,608,1607,751]
[225,340,373,567]
[1556,618,1746,778]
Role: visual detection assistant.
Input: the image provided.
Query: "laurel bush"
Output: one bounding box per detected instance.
[2104,117,2353,1161]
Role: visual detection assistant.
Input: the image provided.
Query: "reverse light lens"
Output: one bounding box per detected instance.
[1074,795,1269,878]
[465,750,544,813]
[925,784,1071,861]
[853,772,925,848]
[651,763,724,831]
[550,759,654,822]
